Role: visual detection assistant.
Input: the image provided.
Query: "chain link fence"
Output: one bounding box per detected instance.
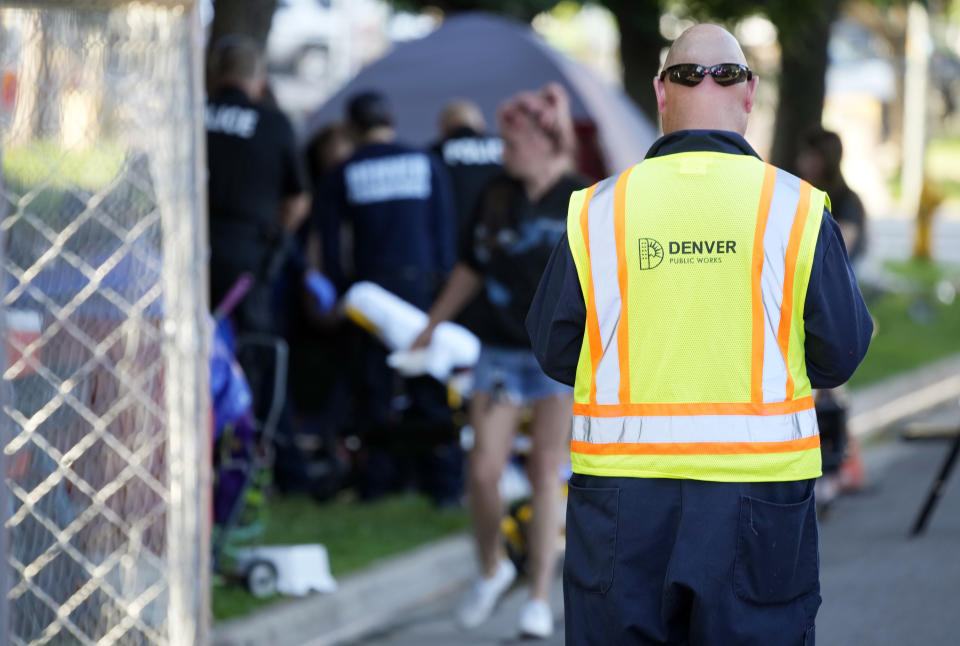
[0,2,210,644]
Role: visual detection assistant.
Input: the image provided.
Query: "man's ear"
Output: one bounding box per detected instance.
[250,74,268,102]
[744,75,759,114]
[654,77,667,115]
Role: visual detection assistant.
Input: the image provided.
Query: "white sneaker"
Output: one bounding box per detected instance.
[456,558,517,629]
[518,598,554,639]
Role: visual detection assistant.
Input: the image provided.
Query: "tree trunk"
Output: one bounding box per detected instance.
[209,0,278,51]
[847,2,907,145]
[768,0,841,172]
[605,0,666,124]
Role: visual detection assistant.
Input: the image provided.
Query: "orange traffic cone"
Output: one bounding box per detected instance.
[838,436,867,494]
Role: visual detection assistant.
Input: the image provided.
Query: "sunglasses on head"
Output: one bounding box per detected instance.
[659,63,753,87]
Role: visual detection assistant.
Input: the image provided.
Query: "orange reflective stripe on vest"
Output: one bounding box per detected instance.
[565,151,826,482]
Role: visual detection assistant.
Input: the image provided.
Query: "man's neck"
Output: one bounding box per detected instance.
[215,79,260,102]
[645,129,760,160]
[363,127,395,145]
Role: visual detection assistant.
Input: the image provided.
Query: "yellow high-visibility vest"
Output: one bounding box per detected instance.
[566,151,827,482]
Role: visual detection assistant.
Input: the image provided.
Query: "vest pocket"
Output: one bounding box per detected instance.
[564,482,619,594]
[734,492,819,605]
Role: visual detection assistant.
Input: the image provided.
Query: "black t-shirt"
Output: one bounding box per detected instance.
[206,87,307,244]
[460,172,587,348]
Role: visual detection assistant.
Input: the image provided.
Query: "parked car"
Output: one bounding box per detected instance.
[266,0,336,79]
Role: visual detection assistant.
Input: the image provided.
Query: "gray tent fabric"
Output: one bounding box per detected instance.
[304,12,658,174]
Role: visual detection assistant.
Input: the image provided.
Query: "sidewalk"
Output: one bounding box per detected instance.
[212,354,960,646]
[848,354,960,438]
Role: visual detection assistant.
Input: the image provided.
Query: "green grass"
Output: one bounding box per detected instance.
[927,136,960,183]
[2,141,130,236]
[212,493,470,622]
[885,259,960,284]
[889,135,960,203]
[926,136,960,202]
[212,583,282,623]
[2,140,125,191]
[848,260,960,388]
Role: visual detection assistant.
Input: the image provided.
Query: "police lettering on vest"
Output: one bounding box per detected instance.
[345,152,432,204]
[565,151,827,482]
[205,104,259,138]
[442,137,503,166]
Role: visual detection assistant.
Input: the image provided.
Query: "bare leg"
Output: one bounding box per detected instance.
[468,391,523,578]
[525,393,573,601]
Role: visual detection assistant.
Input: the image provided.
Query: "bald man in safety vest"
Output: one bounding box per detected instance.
[527,24,872,645]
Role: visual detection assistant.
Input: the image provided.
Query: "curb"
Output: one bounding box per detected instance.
[212,533,475,646]
[213,354,960,646]
[848,354,960,439]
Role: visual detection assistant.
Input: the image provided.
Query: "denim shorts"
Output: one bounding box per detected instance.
[471,345,572,404]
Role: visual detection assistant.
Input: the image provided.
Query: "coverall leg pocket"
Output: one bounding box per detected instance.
[734,492,819,605]
[564,481,619,594]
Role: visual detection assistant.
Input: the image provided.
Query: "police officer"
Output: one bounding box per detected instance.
[319,91,457,500]
[320,90,455,309]
[206,35,310,333]
[527,25,873,645]
[430,100,504,335]
[431,100,504,237]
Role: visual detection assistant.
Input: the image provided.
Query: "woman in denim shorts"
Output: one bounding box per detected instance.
[413,84,586,639]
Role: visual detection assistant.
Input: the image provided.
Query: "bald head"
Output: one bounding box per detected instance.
[664,24,747,69]
[654,24,758,135]
[439,100,486,138]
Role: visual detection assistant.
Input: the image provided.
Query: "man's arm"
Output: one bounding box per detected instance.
[428,155,457,274]
[279,191,311,232]
[526,211,871,390]
[803,211,873,388]
[410,262,483,350]
[276,112,311,232]
[316,173,347,291]
[525,232,586,386]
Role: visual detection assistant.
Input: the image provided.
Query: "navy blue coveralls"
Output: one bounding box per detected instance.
[526,130,874,646]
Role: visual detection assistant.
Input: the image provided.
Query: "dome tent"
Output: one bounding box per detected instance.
[305,12,658,176]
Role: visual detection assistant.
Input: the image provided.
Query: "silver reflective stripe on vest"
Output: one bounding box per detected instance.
[580,162,810,418]
[586,175,622,406]
[572,407,818,445]
[760,169,802,402]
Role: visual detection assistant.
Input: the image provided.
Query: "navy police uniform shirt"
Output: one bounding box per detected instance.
[205,86,308,319]
[319,141,455,309]
[526,130,873,389]
[431,127,504,238]
[206,87,307,243]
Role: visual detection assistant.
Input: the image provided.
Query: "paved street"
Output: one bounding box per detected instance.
[817,404,960,646]
[352,402,960,646]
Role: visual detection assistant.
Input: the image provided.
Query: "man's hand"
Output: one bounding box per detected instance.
[410,324,435,351]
